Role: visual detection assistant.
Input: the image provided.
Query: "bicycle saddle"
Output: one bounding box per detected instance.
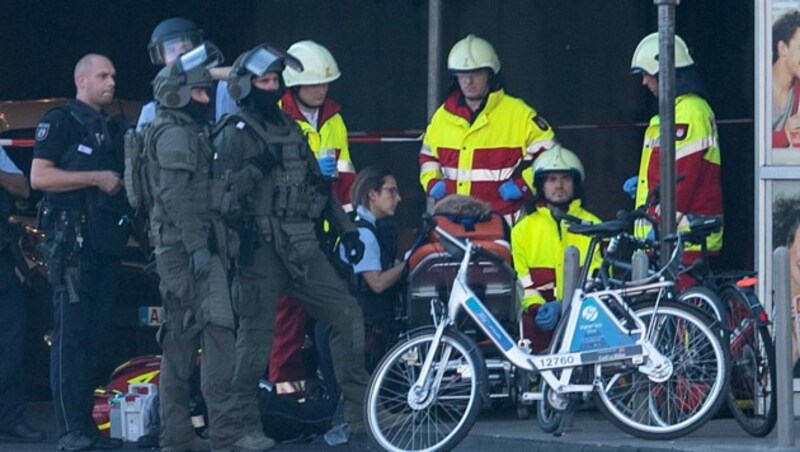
[568,219,627,238]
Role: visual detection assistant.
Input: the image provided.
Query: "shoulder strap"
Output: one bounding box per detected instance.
[228,110,272,145]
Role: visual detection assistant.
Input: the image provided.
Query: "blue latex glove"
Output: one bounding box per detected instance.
[622,176,638,199]
[498,179,522,201]
[535,301,561,331]
[317,155,337,178]
[429,180,446,200]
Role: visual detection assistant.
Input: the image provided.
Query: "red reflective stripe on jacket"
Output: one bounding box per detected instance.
[419,88,555,215]
[281,93,354,205]
[528,267,556,301]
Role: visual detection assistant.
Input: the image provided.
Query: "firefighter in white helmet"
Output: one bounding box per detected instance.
[419,34,558,225]
[511,145,601,353]
[628,32,723,285]
[282,40,356,211]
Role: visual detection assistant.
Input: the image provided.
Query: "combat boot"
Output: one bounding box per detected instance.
[227,431,275,451]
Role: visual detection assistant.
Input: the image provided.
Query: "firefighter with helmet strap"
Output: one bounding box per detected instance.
[629,32,723,285]
[145,42,243,452]
[212,43,369,444]
[419,33,558,224]
[511,145,602,353]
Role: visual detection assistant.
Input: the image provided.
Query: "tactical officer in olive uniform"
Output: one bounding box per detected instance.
[30,54,129,451]
[213,44,368,444]
[144,44,244,452]
[0,146,46,444]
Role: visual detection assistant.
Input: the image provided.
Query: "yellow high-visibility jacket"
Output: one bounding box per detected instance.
[511,200,601,309]
[281,93,356,211]
[633,94,723,254]
[419,88,556,215]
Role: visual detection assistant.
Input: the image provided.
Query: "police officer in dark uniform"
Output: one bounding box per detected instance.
[213,44,368,446]
[0,146,46,444]
[31,54,130,451]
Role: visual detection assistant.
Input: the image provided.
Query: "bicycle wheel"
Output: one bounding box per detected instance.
[594,301,729,439]
[537,379,564,433]
[364,327,486,452]
[720,285,776,437]
[678,286,728,331]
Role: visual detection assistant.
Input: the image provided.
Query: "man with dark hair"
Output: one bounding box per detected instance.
[772,193,800,372]
[511,145,601,353]
[772,9,800,147]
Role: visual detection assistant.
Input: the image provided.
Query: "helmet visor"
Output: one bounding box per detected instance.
[245,45,303,77]
[148,31,204,65]
[178,41,224,73]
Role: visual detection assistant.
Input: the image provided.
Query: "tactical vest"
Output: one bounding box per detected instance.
[216,109,328,226]
[146,109,216,248]
[42,102,131,256]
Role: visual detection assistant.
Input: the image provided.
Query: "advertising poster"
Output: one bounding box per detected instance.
[772,1,800,163]
[772,181,800,371]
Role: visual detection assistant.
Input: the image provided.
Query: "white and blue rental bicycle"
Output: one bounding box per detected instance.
[363,214,729,451]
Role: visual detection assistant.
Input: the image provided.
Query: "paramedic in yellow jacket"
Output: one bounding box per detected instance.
[419,34,556,224]
[511,146,601,353]
[282,40,356,212]
[629,33,723,277]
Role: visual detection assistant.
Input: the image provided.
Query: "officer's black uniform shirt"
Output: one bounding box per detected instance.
[33,99,124,211]
[33,99,131,256]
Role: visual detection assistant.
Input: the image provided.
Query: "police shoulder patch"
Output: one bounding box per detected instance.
[35,123,50,141]
[533,115,550,131]
[675,123,689,141]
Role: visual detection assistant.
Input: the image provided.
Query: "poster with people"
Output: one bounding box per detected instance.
[773,181,800,375]
[772,2,800,162]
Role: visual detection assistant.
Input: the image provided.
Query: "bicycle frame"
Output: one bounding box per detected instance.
[411,224,674,401]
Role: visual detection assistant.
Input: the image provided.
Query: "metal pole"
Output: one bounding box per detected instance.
[561,246,580,313]
[425,0,442,213]
[654,0,677,267]
[774,247,796,448]
[427,0,442,120]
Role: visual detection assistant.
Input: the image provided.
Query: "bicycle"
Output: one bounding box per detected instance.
[607,209,776,438]
[363,213,729,451]
[676,216,776,437]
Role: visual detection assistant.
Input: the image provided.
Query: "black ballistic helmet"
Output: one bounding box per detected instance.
[148,17,204,66]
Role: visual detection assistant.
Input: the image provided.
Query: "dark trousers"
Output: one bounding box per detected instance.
[0,251,24,429]
[155,250,237,450]
[49,249,120,439]
[231,240,369,436]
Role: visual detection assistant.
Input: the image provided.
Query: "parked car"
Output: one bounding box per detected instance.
[1,98,163,400]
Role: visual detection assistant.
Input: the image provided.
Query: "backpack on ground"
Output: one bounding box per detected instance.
[258,379,337,443]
